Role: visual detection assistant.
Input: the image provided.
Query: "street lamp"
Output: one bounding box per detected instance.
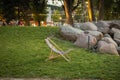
[59,17,62,26]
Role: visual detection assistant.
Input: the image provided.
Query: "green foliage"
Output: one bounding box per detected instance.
[52,10,62,22]
[74,0,120,20]
[104,0,120,20]
[0,0,47,23]
[0,26,120,80]
[31,0,47,23]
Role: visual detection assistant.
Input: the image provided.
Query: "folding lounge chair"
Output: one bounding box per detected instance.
[45,37,73,62]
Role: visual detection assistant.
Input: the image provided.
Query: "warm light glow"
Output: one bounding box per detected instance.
[87,0,92,21]
[41,21,44,26]
[32,23,36,27]
[59,17,62,20]
[85,1,88,4]
[41,21,44,24]
[31,13,34,17]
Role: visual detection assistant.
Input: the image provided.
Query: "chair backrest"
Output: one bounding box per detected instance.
[45,37,64,54]
[45,37,72,62]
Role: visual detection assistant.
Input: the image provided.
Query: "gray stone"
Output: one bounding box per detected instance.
[80,22,98,31]
[87,30,103,40]
[95,21,110,34]
[109,22,120,30]
[97,41,119,56]
[74,32,97,49]
[74,23,83,29]
[104,34,112,38]
[114,32,120,40]
[109,28,120,34]
[114,39,120,46]
[60,23,83,41]
[101,37,118,47]
[117,47,120,55]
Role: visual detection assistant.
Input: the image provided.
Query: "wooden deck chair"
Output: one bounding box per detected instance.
[45,37,73,62]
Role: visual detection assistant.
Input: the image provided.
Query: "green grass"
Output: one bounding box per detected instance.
[0,26,120,80]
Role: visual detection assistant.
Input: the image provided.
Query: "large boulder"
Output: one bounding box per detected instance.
[114,32,120,46]
[97,41,119,56]
[74,32,97,49]
[108,21,120,37]
[114,39,120,46]
[60,24,83,41]
[95,21,110,34]
[108,28,120,38]
[104,34,112,38]
[117,47,120,55]
[114,32,120,39]
[110,28,120,33]
[80,22,98,31]
[74,23,83,29]
[101,37,118,47]
[109,22,120,30]
[111,20,120,25]
[87,30,103,40]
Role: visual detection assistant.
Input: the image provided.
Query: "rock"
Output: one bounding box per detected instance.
[109,22,120,30]
[114,32,120,39]
[104,21,112,24]
[108,22,120,37]
[60,23,84,41]
[114,39,120,46]
[74,23,83,29]
[111,28,120,33]
[109,28,120,37]
[117,47,120,55]
[111,20,120,26]
[97,41,119,56]
[95,21,110,34]
[104,34,112,38]
[114,32,120,46]
[80,22,98,31]
[101,37,118,47]
[87,30,103,40]
[74,32,97,49]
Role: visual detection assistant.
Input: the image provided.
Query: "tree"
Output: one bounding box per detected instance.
[0,1,3,20]
[104,0,120,20]
[97,0,120,20]
[30,0,47,26]
[0,0,47,25]
[0,0,31,23]
[61,0,81,26]
[63,0,73,26]
[98,0,104,20]
[90,0,96,21]
[60,0,97,25]
[87,0,93,21]
[0,0,16,21]
[52,10,62,22]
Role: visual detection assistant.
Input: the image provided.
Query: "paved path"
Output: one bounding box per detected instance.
[0,78,100,80]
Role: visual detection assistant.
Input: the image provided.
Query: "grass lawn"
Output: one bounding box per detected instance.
[0,26,120,80]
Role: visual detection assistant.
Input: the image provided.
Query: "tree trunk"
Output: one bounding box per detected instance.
[63,0,73,26]
[87,0,92,21]
[99,0,104,20]
[90,0,95,21]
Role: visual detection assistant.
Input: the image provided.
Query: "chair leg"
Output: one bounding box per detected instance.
[46,49,72,62]
[64,54,71,59]
[45,49,53,61]
[59,53,70,62]
[48,49,54,59]
[46,49,60,61]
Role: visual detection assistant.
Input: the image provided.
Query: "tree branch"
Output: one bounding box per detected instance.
[72,0,81,12]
